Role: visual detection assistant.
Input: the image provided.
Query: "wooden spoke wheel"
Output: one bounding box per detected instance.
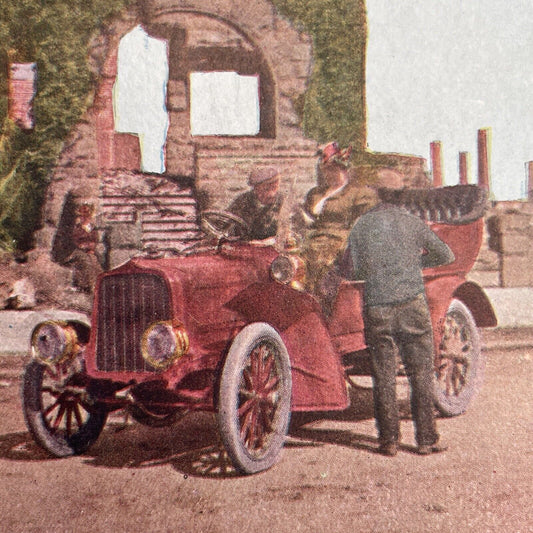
[22,360,107,456]
[216,323,292,474]
[434,299,484,416]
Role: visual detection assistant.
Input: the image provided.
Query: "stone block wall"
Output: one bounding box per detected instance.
[100,171,202,263]
[466,201,533,288]
[484,203,533,287]
[195,139,318,211]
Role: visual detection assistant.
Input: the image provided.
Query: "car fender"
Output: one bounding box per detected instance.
[453,281,497,328]
[425,277,497,354]
[225,281,321,331]
[225,282,349,411]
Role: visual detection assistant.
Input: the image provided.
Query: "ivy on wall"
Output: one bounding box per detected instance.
[0,0,130,251]
[0,0,366,251]
[272,0,367,150]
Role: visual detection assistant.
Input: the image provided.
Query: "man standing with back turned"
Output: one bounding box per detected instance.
[346,171,455,456]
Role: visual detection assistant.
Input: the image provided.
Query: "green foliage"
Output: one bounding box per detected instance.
[272,0,367,149]
[0,0,130,251]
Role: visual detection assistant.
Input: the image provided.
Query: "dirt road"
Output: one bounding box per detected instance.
[0,332,531,533]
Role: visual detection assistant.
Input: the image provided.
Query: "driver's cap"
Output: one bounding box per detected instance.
[248,167,280,187]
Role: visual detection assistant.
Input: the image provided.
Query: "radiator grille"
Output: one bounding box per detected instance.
[96,273,171,372]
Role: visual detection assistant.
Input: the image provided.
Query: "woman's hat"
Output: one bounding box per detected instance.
[319,141,352,166]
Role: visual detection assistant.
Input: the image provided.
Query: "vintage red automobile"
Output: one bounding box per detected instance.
[22,184,496,474]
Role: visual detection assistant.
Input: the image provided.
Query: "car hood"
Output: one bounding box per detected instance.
[100,245,280,348]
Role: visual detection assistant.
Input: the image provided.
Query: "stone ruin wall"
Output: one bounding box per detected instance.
[32,0,320,282]
[32,0,427,287]
[468,201,533,288]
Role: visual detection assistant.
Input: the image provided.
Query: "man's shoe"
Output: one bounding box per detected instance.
[378,442,398,456]
[417,442,448,455]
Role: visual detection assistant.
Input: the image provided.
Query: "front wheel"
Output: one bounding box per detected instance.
[434,299,484,417]
[22,360,108,457]
[216,323,292,474]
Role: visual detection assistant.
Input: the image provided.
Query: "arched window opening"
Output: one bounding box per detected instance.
[113,25,169,174]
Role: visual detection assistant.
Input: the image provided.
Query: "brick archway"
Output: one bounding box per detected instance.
[95,9,279,178]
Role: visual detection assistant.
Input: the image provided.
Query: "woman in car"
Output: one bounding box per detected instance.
[301,142,379,295]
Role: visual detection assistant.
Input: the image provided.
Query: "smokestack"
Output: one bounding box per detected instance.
[477,128,491,191]
[430,141,443,187]
[527,161,533,201]
[459,152,469,185]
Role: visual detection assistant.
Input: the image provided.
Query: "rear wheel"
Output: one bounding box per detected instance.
[22,360,107,456]
[217,323,292,474]
[434,299,484,416]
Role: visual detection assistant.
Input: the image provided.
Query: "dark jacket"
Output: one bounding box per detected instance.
[347,203,455,307]
[228,190,282,241]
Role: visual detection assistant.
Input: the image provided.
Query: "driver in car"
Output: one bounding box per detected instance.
[227,167,283,241]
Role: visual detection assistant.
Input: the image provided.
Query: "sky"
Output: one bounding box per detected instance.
[114,26,168,174]
[366,1,533,200]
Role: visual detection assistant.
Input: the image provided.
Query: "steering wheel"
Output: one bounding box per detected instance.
[201,210,250,242]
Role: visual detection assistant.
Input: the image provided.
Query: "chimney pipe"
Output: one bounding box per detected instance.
[430,141,443,187]
[459,152,469,185]
[477,128,491,191]
[527,161,533,201]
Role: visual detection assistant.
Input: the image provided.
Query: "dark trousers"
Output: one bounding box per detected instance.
[364,294,439,447]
